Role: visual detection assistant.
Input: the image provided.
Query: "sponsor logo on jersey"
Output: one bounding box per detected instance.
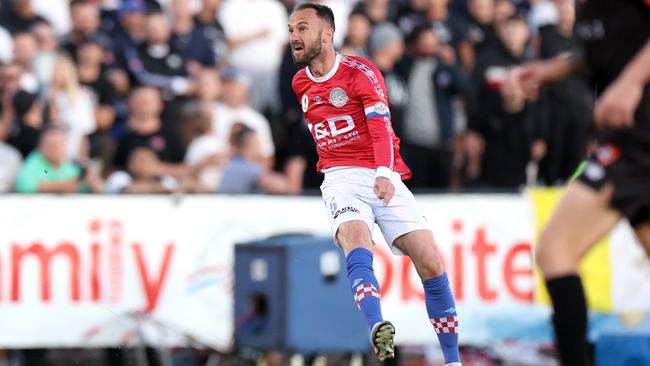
[302,94,309,112]
[329,87,349,107]
[313,96,323,105]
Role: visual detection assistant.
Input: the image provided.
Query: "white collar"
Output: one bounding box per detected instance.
[306,53,341,83]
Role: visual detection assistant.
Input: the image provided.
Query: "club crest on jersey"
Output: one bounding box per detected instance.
[329,87,349,107]
[302,94,309,112]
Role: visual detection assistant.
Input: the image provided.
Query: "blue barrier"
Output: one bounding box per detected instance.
[234,234,369,353]
[596,331,650,366]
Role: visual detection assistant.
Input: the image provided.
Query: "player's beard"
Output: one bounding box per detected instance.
[292,39,322,66]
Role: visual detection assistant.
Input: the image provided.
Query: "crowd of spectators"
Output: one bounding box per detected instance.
[0,0,594,194]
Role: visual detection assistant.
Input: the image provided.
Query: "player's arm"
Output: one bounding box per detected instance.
[354,66,396,206]
[504,53,575,101]
[594,38,650,128]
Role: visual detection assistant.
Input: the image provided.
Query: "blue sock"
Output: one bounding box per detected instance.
[346,248,383,330]
[423,273,461,364]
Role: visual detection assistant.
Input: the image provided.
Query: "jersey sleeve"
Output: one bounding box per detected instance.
[352,62,395,174]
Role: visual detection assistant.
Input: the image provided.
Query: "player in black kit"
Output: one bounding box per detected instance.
[506,0,650,365]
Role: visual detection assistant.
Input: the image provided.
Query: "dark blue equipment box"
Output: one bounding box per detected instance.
[596,331,650,366]
[234,234,369,353]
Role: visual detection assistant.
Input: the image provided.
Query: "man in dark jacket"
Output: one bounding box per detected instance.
[467,14,540,189]
[396,25,471,189]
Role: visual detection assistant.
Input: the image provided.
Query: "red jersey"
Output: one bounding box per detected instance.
[292,54,411,179]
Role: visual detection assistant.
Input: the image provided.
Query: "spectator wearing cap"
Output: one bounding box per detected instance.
[169,0,216,73]
[115,0,149,44]
[368,22,408,138]
[395,25,471,189]
[218,0,288,113]
[15,126,103,193]
[213,68,275,165]
[218,124,301,195]
[339,10,371,58]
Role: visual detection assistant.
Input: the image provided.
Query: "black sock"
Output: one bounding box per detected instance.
[546,275,590,366]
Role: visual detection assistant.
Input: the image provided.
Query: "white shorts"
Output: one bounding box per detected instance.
[320,167,430,254]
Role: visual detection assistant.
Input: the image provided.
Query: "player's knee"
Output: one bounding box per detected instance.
[413,246,445,279]
[418,259,445,279]
[536,230,558,275]
[536,229,578,277]
[337,221,372,254]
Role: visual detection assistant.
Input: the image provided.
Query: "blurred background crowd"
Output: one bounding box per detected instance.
[0,0,593,195]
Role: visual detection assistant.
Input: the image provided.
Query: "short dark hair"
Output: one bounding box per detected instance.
[406,24,435,46]
[295,3,335,31]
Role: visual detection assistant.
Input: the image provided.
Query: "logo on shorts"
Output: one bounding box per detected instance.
[329,87,349,107]
[333,206,360,219]
[595,144,621,167]
[302,94,309,112]
[585,162,605,181]
[329,199,338,216]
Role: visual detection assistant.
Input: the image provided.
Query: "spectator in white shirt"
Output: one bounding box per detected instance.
[212,68,275,164]
[182,102,226,191]
[218,0,288,112]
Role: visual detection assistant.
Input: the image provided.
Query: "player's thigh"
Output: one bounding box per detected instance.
[373,178,430,254]
[321,184,374,255]
[537,181,621,278]
[393,229,445,279]
[633,221,650,259]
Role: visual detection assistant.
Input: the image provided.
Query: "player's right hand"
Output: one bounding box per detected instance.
[505,64,543,101]
[374,177,395,206]
[594,74,643,129]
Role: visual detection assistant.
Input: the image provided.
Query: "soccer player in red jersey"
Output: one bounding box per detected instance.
[289,4,461,364]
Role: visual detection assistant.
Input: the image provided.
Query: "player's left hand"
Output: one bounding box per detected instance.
[374,177,395,206]
[594,75,644,129]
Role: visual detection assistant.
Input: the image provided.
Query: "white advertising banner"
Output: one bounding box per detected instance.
[0,194,646,349]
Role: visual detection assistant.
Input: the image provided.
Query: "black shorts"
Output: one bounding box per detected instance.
[578,136,650,227]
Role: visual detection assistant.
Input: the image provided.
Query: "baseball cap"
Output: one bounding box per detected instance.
[119,0,147,16]
[222,67,252,87]
[368,22,403,55]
